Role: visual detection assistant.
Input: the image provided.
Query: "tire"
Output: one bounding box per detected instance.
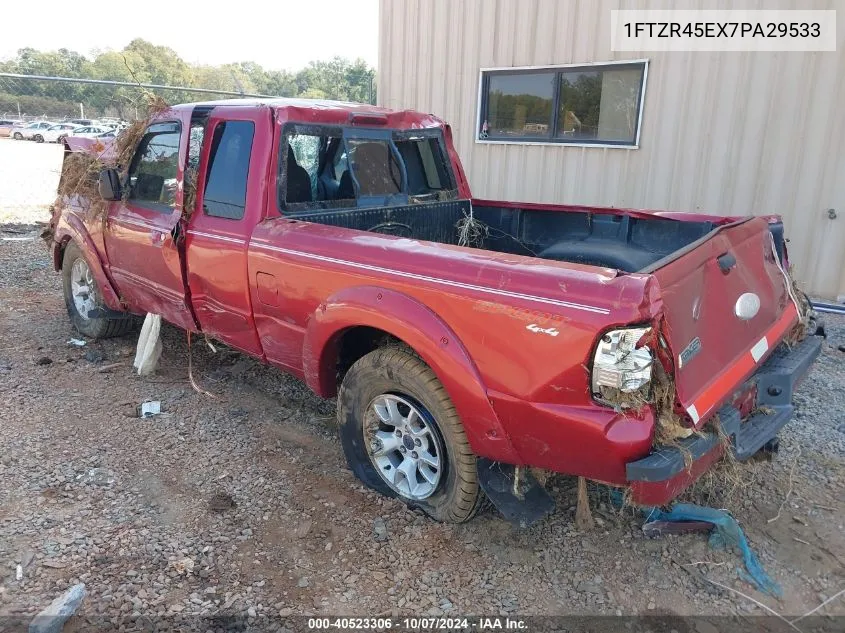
[13,132,22,140]
[61,241,134,339]
[57,135,67,144]
[338,346,484,523]
[34,134,43,143]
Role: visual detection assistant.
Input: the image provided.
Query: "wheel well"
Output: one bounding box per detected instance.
[54,236,71,270]
[335,326,402,388]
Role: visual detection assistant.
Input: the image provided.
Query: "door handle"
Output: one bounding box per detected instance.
[150,230,166,247]
[717,252,736,273]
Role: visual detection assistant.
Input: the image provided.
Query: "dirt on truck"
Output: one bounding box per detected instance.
[46,97,823,526]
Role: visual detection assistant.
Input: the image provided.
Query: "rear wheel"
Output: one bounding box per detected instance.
[338,346,484,523]
[62,242,134,339]
[13,132,22,140]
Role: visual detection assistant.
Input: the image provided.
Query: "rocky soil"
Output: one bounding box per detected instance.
[1,222,843,631]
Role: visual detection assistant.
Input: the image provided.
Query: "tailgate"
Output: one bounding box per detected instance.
[651,217,798,427]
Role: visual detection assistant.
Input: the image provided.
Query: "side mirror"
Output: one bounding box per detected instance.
[98,168,121,201]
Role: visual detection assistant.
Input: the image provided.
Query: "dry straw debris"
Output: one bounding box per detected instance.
[55,93,171,221]
[681,416,748,506]
[599,362,695,448]
[785,267,813,347]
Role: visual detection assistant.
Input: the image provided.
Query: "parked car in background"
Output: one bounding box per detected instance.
[13,121,54,141]
[67,125,112,139]
[96,129,116,138]
[42,123,82,143]
[0,119,23,137]
[95,118,129,132]
[68,118,95,126]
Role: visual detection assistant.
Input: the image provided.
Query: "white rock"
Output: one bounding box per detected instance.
[29,584,86,633]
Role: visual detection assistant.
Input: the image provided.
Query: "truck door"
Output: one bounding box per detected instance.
[184,106,272,356]
[104,112,196,331]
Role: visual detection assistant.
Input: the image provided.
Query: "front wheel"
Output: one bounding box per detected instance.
[13,132,22,140]
[62,242,134,339]
[338,346,484,523]
[33,134,43,143]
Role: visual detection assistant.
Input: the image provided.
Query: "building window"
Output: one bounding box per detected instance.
[478,61,647,147]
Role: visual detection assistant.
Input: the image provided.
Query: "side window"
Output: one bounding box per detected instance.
[187,123,205,170]
[202,121,254,220]
[128,123,181,211]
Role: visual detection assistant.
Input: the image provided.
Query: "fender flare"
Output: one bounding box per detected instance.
[54,215,122,311]
[303,285,523,464]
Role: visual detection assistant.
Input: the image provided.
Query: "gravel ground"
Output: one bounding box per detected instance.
[0,216,843,628]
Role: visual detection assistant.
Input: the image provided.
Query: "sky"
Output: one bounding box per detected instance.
[0,0,380,71]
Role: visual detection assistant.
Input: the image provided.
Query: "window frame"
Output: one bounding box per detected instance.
[278,122,354,213]
[201,119,255,221]
[126,121,182,213]
[278,123,458,214]
[476,59,649,149]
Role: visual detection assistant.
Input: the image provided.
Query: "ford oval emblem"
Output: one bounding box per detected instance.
[735,293,761,320]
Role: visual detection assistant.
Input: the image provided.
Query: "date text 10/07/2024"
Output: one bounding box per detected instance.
[307,617,528,630]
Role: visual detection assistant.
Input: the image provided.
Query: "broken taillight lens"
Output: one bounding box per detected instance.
[591,327,654,394]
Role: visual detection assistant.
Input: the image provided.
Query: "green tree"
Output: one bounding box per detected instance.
[260,70,298,97]
[295,56,375,103]
[123,39,192,86]
[1,40,378,117]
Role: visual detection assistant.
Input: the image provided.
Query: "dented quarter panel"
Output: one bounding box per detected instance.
[248,215,659,470]
[488,391,655,484]
[302,285,521,463]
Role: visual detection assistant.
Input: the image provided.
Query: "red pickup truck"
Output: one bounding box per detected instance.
[48,99,822,525]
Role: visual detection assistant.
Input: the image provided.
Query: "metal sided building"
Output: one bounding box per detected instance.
[378,0,845,299]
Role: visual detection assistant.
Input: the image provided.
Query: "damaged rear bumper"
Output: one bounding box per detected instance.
[626,333,823,506]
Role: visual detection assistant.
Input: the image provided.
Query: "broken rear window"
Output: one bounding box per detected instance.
[285,132,353,205]
[279,125,457,212]
[346,139,402,196]
[395,137,451,196]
